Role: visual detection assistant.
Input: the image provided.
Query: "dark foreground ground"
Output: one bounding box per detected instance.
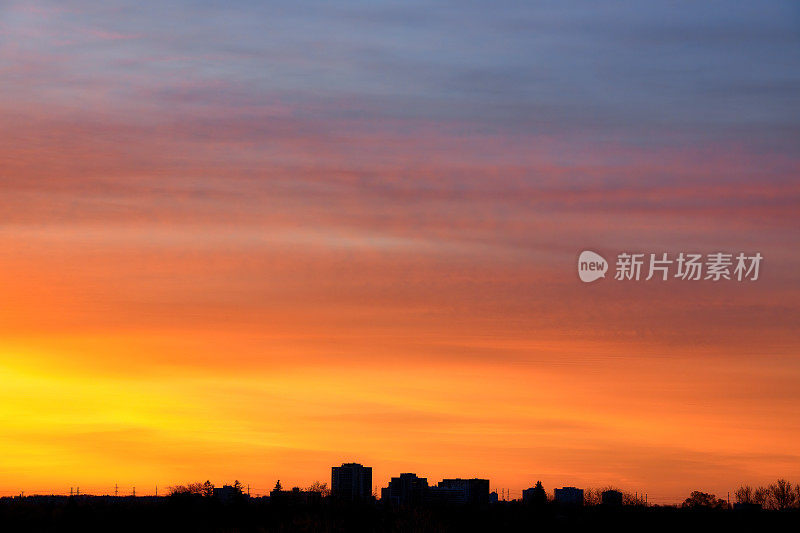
[1,497,798,532]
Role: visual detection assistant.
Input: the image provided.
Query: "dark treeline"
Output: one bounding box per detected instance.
[1,485,799,532]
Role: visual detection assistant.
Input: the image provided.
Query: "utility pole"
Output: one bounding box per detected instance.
[115,483,118,497]
[155,485,158,497]
[132,486,136,497]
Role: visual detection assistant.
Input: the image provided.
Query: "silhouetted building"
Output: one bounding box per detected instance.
[331,463,372,501]
[213,485,245,502]
[554,487,584,506]
[429,478,489,505]
[522,481,547,505]
[602,489,623,506]
[381,473,428,507]
[270,487,321,505]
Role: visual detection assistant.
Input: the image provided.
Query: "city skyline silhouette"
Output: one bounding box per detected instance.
[2,460,797,510]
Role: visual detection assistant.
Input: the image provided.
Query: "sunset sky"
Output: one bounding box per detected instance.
[1,1,799,503]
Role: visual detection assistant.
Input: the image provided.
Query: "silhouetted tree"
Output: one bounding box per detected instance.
[682,491,727,510]
[169,481,206,496]
[202,480,214,498]
[584,488,601,506]
[531,481,547,505]
[274,480,282,491]
[623,491,646,507]
[766,479,798,510]
[307,481,330,497]
[735,485,755,504]
[754,486,770,506]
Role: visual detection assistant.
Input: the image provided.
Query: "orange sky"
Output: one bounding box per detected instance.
[1,0,799,504]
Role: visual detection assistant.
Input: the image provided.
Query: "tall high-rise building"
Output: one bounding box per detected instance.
[331,462,372,500]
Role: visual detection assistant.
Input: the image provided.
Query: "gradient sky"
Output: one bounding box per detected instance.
[1,1,799,503]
